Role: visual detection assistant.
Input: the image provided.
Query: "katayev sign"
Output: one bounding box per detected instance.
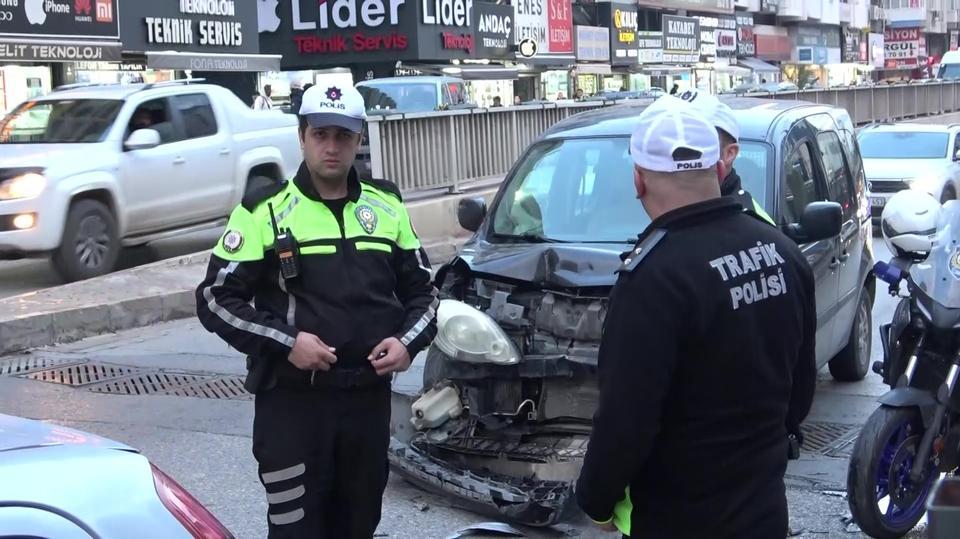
[0,0,118,39]
[121,0,259,54]
[662,15,699,64]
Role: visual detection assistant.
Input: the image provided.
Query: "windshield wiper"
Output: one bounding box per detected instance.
[492,233,567,243]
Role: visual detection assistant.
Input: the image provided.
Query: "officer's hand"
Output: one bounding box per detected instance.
[288,332,337,372]
[368,337,411,376]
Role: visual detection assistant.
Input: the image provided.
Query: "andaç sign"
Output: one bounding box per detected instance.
[662,15,699,64]
[121,0,259,54]
[474,1,511,58]
[0,0,119,39]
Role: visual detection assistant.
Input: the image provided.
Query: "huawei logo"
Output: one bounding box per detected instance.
[75,0,91,15]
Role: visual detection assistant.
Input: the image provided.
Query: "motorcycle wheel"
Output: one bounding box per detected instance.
[847,405,939,539]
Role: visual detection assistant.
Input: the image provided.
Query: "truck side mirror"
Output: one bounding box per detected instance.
[458,197,487,232]
[124,128,161,151]
[784,201,842,243]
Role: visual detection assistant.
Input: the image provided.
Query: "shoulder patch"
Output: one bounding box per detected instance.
[617,229,667,273]
[241,180,288,212]
[361,178,403,201]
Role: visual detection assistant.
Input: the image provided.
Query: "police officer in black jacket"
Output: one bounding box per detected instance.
[196,85,438,538]
[575,96,817,538]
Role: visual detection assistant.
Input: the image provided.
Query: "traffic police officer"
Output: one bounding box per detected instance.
[575,96,817,538]
[674,89,775,225]
[196,85,438,538]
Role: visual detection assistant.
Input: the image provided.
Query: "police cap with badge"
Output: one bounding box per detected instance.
[299,84,367,134]
[618,95,721,273]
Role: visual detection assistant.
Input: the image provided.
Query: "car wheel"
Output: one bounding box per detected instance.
[245,175,277,197]
[829,287,873,382]
[51,199,120,283]
[941,185,957,204]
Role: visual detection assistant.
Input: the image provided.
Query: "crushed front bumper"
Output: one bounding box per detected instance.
[388,437,575,527]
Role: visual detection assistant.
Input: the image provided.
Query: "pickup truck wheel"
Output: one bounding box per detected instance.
[829,288,872,382]
[245,175,277,196]
[52,200,119,283]
[941,185,957,204]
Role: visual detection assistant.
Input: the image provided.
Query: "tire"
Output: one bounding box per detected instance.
[829,288,873,382]
[847,405,938,539]
[941,185,957,204]
[51,199,119,283]
[245,175,277,196]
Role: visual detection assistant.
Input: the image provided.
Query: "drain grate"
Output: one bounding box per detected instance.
[0,356,86,376]
[88,372,210,396]
[22,363,139,386]
[160,376,252,400]
[801,422,859,455]
[823,428,861,459]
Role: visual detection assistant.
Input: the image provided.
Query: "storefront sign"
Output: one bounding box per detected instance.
[950,30,959,51]
[791,24,839,65]
[547,0,572,53]
[146,50,280,71]
[422,0,473,27]
[597,2,636,65]
[715,15,736,58]
[121,0,259,54]
[574,25,608,62]
[754,25,790,61]
[736,14,754,57]
[0,0,119,39]
[842,27,861,64]
[637,30,662,63]
[474,1,512,58]
[662,15,699,64]
[884,27,921,68]
[869,32,884,68]
[0,38,121,61]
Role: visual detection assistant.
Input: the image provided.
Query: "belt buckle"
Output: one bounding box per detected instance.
[310,370,317,387]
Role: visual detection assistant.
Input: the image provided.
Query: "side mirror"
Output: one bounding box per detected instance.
[458,197,487,232]
[124,128,161,151]
[783,201,842,243]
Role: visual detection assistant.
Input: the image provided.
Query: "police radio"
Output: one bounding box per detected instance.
[268,202,300,280]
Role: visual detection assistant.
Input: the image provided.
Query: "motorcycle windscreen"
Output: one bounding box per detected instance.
[911,201,960,326]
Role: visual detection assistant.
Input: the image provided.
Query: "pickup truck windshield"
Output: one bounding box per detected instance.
[0,99,122,144]
[491,137,771,243]
[356,83,438,113]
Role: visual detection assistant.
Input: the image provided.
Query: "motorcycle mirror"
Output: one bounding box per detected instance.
[783,201,842,244]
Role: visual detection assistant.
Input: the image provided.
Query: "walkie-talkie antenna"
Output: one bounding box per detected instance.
[268,202,281,236]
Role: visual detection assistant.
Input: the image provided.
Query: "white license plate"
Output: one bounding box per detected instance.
[870,196,886,207]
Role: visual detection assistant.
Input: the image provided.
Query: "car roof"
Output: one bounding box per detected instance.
[859,122,957,133]
[34,82,220,101]
[0,413,133,453]
[540,97,844,141]
[356,76,464,85]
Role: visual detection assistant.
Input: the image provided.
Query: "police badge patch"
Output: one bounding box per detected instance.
[355,205,378,234]
[222,230,243,253]
[950,248,960,280]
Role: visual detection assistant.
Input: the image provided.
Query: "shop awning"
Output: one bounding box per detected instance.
[737,57,780,73]
[640,64,694,75]
[575,64,612,75]
[517,54,577,67]
[145,51,282,72]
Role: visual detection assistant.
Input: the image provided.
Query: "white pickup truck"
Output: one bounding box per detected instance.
[0,80,301,282]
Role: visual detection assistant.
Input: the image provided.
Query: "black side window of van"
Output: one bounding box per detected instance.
[172,93,218,139]
[817,132,854,213]
[841,129,867,203]
[782,142,818,225]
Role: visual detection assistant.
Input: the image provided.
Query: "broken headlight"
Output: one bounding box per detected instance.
[434,299,521,365]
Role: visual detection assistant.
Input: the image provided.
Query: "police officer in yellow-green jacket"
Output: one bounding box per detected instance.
[674,89,776,226]
[195,85,437,538]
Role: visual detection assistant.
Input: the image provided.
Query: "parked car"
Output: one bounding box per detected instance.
[0,80,301,282]
[389,97,875,527]
[857,122,960,224]
[356,76,475,114]
[0,413,233,538]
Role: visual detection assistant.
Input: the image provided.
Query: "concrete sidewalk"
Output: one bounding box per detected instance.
[0,182,499,356]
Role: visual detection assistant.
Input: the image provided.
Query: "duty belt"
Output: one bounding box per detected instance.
[275,365,386,390]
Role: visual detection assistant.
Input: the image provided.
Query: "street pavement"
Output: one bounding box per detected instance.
[0,234,936,538]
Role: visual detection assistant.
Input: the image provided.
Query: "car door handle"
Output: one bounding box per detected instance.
[173,157,185,165]
[829,258,841,270]
[838,251,850,262]
[219,148,230,155]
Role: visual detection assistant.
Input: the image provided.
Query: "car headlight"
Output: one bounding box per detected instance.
[434,299,521,365]
[0,173,46,200]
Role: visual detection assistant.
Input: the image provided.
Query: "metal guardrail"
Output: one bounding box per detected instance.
[367,80,960,194]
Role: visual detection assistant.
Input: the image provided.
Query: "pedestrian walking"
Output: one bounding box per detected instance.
[254,84,274,110]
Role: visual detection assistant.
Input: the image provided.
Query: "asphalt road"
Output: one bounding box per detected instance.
[0,228,223,299]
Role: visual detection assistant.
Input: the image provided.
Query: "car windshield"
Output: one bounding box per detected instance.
[0,99,122,144]
[490,137,772,243]
[857,131,949,159]
[356,82,438,113]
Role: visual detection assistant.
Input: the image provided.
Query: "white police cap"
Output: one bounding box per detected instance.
[299,85,367,134]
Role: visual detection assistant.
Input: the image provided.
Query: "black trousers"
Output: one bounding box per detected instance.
[252,380,391,539]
